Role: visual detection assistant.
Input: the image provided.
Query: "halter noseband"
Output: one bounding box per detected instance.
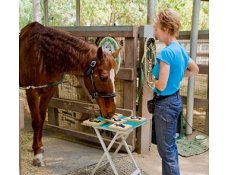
[85,60,116,99]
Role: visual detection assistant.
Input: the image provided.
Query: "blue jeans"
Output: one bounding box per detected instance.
[153,93,182,175]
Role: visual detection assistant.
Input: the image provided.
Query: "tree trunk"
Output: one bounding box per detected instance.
[32,0,41,22]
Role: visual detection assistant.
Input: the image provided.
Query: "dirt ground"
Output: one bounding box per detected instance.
[20,127,209,175]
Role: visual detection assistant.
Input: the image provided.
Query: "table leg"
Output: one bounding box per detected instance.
[91,128,119,175]
[121,135,141,175]
[91,128,141,175]
[94,130,132,171]
[110,130,132,160]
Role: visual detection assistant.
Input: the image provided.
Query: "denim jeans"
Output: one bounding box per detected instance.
[153,93,182,175]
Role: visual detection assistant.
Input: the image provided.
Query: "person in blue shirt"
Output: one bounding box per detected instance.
[151,8,199,175]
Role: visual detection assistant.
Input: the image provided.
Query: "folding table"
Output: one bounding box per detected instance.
[82,116,147,175]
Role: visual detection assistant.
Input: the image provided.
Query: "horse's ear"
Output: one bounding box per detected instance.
[97,47,103,59]
[112,47,122,75]
[112,47,122,58]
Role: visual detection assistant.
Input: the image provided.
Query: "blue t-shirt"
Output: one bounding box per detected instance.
[151,41,190,96]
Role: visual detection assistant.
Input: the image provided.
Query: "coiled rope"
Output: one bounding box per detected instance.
[136,38,156,104]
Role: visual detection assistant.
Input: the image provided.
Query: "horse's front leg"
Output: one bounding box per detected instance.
[38,87,57,152]
[26,90,45,167]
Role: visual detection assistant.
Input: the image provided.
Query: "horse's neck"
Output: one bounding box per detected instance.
[63,43,97,75]
[41,33,97,75]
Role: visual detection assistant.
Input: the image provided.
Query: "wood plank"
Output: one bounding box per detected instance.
[48,107,59,126]
[115,108,133,116]
[187,52,209,57]
[49,97,99,115]
[19,99,25,129]
[52,25,208,39]
[124,37,138,112]
[123,36,138,151]
[178,30,209,40]
[198,64,209,74]
[48,97,134,116]
[77,68,134,81]
[197,52,209,57]
[77,67,135,81]
[47,90,59,126]
[52,26,138,37]
[116,68,134,80]
[136,38,152,153]
[77,76,95,103]
[138,25,154,38]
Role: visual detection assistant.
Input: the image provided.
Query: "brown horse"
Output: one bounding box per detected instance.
[19,22,120,166]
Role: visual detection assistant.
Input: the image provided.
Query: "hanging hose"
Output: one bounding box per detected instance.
[136,37,156,105]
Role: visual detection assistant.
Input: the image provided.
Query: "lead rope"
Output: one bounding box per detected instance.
[20,84,49,90]
[19,73,65,90]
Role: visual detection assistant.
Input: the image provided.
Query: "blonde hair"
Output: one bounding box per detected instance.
[155,8,181,37]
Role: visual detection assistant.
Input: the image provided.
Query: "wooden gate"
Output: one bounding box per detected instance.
[47,25,153,153]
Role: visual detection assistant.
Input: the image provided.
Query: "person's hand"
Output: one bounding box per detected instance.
[148,75,156,89]
[148,80,155,89]
[151,81,156,90]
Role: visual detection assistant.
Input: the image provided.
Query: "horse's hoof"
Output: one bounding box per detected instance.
[33,159,45,167]
[33,153,45,167]
[40,147,45,153]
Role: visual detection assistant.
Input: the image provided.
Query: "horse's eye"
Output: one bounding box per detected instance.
[99,71,109,81]
[100,75,108,81]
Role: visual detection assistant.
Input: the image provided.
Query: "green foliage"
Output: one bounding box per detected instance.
[80,0,147,26]
[19,0,33,29]
[156,0,209,31]
[44,0,76,26]
[19,0,208,30]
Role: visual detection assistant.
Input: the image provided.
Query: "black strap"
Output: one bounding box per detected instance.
[92,92,116,98]
[85,59,116,99]
[85,60,96,76]
[154,90,179,101]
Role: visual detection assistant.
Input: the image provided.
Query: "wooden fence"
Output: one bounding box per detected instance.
[47,25,153,153]
[47,27,209,154]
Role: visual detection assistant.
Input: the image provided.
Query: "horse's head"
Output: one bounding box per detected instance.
[84,47,121,119]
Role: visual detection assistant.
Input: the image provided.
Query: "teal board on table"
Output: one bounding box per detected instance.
[96,116,147,129]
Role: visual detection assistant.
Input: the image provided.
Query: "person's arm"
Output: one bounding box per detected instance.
[154,61,170,91]
[184,58,199,77]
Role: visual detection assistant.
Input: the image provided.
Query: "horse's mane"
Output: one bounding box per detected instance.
[20,22,98,74]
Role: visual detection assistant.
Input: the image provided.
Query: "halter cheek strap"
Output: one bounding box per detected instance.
[85,60,116,99]
[85,60,96,76]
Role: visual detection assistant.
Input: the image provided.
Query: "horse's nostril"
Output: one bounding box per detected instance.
[105,112,113,119]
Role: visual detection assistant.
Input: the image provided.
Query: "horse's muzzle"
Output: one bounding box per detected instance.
[102,112,114,119]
